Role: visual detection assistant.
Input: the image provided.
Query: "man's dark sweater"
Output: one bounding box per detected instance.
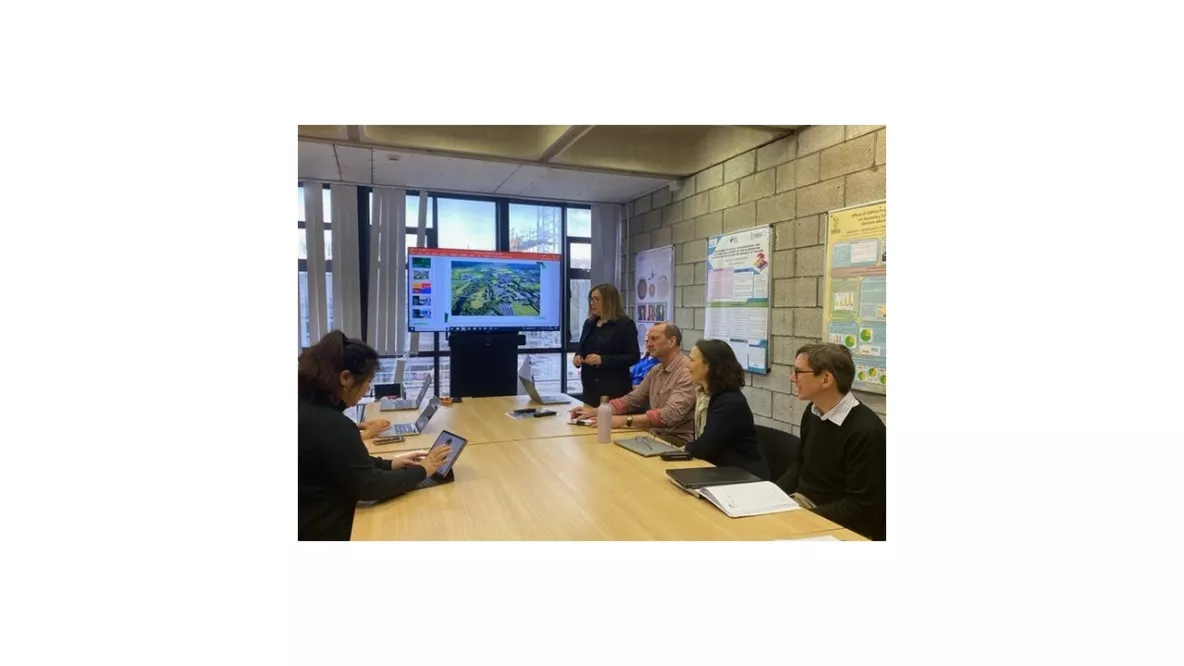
[775,401,886,540]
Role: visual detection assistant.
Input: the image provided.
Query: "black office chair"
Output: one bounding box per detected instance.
[373,383,403,399]
[755,425,800,482]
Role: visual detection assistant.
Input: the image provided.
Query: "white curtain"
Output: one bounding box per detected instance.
[367,188,406,354]
[303,184,329,343]
[590,203,623,289]
[330,184,363,338]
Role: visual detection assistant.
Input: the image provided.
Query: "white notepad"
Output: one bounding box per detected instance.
[695,481,801,518]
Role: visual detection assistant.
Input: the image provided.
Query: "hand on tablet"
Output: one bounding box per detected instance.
[390,450,429,469]
[418,445,453,477]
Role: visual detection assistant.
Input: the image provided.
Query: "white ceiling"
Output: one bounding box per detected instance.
[298,141,673,204]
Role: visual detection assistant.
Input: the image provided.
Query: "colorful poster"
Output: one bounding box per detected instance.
[703,225,773,374]
[823,201,886,394]
[634,245,674,351]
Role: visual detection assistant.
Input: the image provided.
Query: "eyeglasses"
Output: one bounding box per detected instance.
[791,367,820,376]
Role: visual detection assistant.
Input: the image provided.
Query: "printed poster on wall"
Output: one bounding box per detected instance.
[704,225,772,374]
[634,245,674,351]
[822,200,886,395]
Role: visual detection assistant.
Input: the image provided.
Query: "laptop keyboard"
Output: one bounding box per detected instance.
[390,424,414,435]
[415,477,440,489]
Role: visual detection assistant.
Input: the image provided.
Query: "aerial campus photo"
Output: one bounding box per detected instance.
[451,261,541,316]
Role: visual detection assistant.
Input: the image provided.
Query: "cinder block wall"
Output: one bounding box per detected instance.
[620,125,887,434]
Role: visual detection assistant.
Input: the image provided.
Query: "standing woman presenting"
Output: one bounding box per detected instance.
[574,283,640,406]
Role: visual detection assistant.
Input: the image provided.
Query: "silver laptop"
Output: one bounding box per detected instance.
[521,375,571,405]
[613,434,682,458]
[380,371,433,411]
[379,397,441,437]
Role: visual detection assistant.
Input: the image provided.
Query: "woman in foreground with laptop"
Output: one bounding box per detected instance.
[298,331,452,541]
[683,339,769,480]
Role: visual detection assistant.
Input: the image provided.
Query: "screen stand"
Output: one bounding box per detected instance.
[447,330,525,398]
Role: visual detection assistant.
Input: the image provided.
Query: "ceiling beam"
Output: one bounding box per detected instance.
[537,125,595,163]
[296,135,684,181]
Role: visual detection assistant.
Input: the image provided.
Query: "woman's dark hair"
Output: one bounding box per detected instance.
[694,339,746,394]
[298,330,380,403]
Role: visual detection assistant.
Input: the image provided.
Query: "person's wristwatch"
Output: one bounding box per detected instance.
[625,415,633,428]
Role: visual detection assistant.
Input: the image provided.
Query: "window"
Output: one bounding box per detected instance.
[437,197,496,250]
[566,352,583,395]
[567,207,591,237]
[569,279,591,344]
[521,354,562,395]
[297,229,332,261]
[509,203,562,254]
[298,271,334,348]
[298,186,332,223]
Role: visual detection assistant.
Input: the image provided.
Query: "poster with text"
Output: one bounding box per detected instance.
[704,225,772,374]
[634,245,674,352]
[823,201,886,394]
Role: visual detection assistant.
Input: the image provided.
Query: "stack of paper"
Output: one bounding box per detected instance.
[697,481,801,518]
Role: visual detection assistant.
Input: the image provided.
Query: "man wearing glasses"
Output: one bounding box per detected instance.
[776,343,886,540]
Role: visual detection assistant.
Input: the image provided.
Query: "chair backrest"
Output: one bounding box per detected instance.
[373,383,402,399]
[754,424,800,482]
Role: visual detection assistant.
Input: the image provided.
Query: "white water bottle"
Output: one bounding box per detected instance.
[597,395,613,443]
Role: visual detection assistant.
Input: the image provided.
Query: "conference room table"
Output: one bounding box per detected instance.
[354,395,867,541]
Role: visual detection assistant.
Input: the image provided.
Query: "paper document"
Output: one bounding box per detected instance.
[698,481,800,518]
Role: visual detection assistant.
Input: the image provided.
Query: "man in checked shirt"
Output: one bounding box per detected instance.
[570,322,696,439]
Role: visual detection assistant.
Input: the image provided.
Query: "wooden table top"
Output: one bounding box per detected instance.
[362,394,629,453]
[354,434,846,541]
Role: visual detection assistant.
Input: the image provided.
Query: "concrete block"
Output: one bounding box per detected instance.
[846,125,884,140]
[743,386,774,418]
[773,279,794,307]
[633,194,651,216]
[724,150,756,183]
[694,262,707,285]
[793,277,817,306]
[675,307,694,330]
[753,364,794,395]
[723,201,757,233]
[875,129,887,165]
[708,182,740,213]
[820,133,876,181]
[774,220,795,251]
[797,125,846,156]
[772,387,795,422]
[644,209,664,232]
[651,225,672,249]
[663,200,685,226]
[697,164,723,191]
[793,307,824,338]
[773,249,795,279]
[673,177,696,202]
[794,216,821,248]
[675,263,695,286]
[681,239,707,265]
[674,286,683,307]
[633,231,651,253]
[651,186,671,208]
[694,308,707,330]
[757,191,795,225]
[854,390,887,416]
[684,190,709,219]
[846,165,886,206]
[695,211,723,240]
[683,284,706,308]
[794,154,821,189]
[682,328,703,349]
[770,307,794,336]
[818,276,826,308]
[739,168,776,204]
[772,336,796,366]
[796,177,845,217]
[796,245,825,277]
[775,161,794,193]
[672,219,696,244]
[758,136,796,171]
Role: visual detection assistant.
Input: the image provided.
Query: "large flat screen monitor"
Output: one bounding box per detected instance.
[407,248,562,332]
